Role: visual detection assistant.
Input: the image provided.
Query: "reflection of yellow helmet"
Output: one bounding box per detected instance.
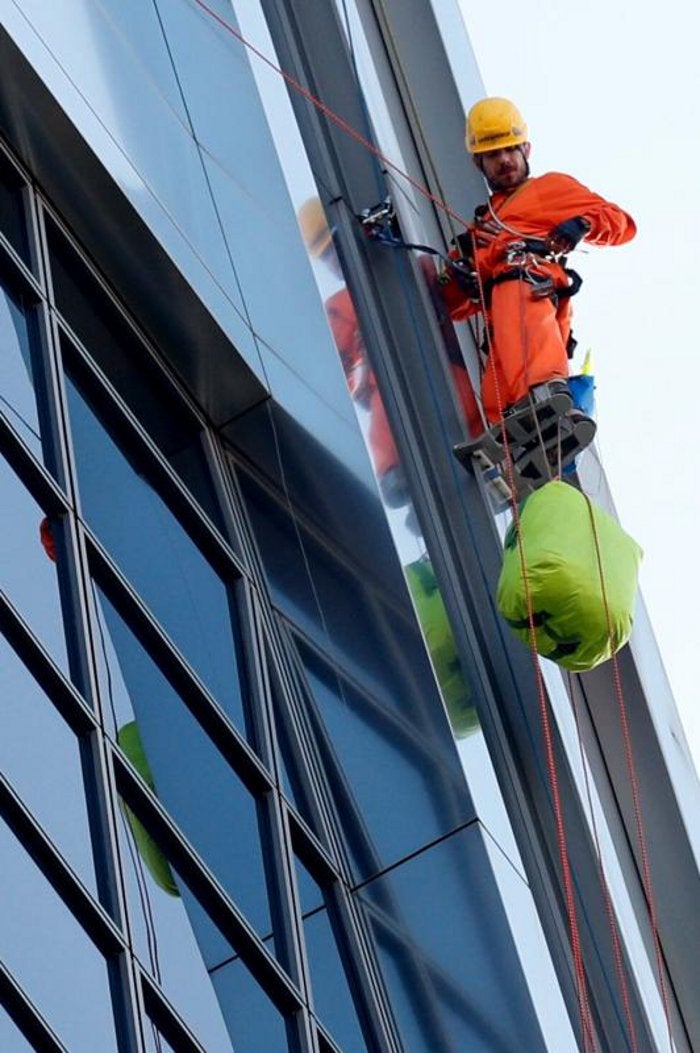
[466,97,528,155]
[298,197,332,257]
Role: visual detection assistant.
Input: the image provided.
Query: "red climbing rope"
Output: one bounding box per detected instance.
[583,497,674,1050]
[568,670,639,1053]
[469,233,596,1050]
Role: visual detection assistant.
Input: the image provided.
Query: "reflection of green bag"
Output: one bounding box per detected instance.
[497,482,642,672]
[117,721,179,897]
[405,559,478,738]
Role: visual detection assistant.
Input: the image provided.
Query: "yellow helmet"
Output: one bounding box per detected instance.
[466,97,528,155]
[298,197,332,258]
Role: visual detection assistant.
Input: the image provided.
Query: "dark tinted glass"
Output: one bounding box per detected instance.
[65,376,247,734]
[47,222,195,449]
[0,822,118,1051]
[0,152,31,265]
[210,957,292,1053]
[95,588,273,969]
[299,646,473,881]
[0,637,96,893]
[48,225,225,526]
[303,903,369,1052]
[294,857,324,918]
[269,679,328,847]
[0,282,44,463]
[114,818,235,1053]
[0,459,69,675]
[356,827,545,1053]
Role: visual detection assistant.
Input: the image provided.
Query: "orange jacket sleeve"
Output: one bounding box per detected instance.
[525,173,636,247]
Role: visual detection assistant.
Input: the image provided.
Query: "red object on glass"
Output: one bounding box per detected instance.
[39,516,57,562]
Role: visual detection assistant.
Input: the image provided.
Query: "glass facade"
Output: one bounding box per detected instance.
[0,2,696,1051]
[0,117,546,1053]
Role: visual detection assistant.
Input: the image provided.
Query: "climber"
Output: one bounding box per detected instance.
[443,97,636,481]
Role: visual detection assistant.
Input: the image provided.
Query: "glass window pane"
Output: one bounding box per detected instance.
[0,282,45,463]
[0,1009,36,1052]
[94,588,274,968]
[293,857,324,919]
[0,151,31,266]
[0,820,118,1052]
[209,957,292,1053]
[65,375,247,734]
[0,459,69,675]
[48,223,193,451]
[48,229,226,527]
[299,646,474,882]
[115,821,235,1053]
[356,827,546,1053]
[270,681,328,848]
[0,636,97,894]
[298,869,368,1052]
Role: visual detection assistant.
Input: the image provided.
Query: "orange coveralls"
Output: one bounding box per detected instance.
[441,173,636,423]
[325,270,481,480]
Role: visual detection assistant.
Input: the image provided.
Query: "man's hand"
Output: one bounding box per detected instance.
[546,216,591,255]
[440,253,481,301]
[472,214,502,248]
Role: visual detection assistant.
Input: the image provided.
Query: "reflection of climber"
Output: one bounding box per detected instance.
[299,198,481,509]
[39,516,57,562]
[405,557,478,737]
[443,98,636,480]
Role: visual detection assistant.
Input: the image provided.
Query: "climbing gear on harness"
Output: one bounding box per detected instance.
[466,98,528,155]
[359,197,457,266]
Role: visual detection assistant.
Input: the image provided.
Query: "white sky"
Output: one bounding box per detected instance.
[459,0,700,774]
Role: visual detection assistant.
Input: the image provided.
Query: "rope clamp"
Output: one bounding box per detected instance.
[504,240,529,267]
[359,197,398,240]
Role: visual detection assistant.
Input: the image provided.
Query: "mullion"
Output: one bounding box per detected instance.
[0,960,69,1053]
[58,325,248,585]
[111,746,306,1018]
[33,193,149,1052]
[0,591,95,735]
[138,970,208,1053]
[0,772,125,956]
[39,199,208,428]
[87,533,272,797]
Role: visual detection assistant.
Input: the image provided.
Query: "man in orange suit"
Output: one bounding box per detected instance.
[443,97,636,480]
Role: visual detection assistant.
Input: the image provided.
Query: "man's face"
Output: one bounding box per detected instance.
[476,143,530,192]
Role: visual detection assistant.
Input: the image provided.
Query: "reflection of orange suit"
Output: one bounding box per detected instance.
[441,174,636,423]
[325,267,481,479]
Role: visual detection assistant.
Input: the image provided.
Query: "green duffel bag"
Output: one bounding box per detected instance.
[497,481,642,672]
[117,721,179,897]
[405,558,478,737]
